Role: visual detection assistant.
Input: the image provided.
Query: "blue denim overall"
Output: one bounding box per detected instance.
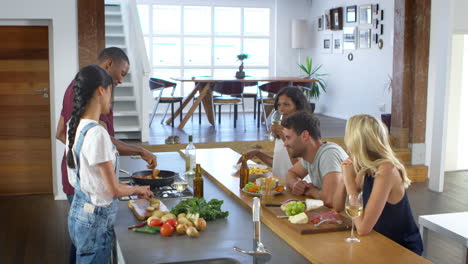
[67,122,119,264]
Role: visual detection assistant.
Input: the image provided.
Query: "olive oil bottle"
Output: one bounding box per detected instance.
[193,164,204,198]
[239,154,249,189]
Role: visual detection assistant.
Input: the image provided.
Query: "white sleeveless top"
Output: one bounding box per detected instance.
[272,138,292,178]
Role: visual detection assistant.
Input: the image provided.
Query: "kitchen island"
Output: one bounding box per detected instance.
[115,151,309,264]
[115,149,429,264]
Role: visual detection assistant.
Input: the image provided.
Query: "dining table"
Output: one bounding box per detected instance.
[166,77,317,129]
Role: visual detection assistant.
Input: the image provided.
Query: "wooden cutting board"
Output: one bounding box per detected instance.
[128,199,169,221]
[265,206,352,234]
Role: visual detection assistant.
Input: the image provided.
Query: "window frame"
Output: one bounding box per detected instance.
[137,0,276,96]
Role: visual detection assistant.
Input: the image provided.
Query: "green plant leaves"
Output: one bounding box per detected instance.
[297,56,327,100]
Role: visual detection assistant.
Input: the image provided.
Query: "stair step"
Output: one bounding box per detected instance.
[114,96,136,101]
[106,22,123,27]
[119,82,133,87]
[106,33,125,37]
[114,111,139,117]
[115,125,141,132]
[106,44,126,49]
[105,11,121,16]
[406,165,428,182]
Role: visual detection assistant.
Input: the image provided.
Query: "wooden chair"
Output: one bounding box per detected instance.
[149,78,184,127]
[256,81,290,128]
[212,81,246,130]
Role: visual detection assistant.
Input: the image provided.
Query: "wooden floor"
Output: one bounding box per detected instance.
[1,113,466,263]
[146,112,347,145]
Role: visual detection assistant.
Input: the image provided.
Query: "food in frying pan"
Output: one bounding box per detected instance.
[152,168,161,178]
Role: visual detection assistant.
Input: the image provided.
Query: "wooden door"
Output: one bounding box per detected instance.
[0,26,52,195]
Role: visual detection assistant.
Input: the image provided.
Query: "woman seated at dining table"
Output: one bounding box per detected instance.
[333,114,423,255]
[238,87,311,178]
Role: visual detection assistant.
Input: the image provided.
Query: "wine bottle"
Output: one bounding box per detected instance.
[193,164,204,198]
[239,154,249,189]
[185,135,196,176]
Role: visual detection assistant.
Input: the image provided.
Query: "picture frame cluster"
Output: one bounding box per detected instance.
[318,3,385,54]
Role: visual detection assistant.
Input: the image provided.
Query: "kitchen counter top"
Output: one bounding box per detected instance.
[114,152,309,264]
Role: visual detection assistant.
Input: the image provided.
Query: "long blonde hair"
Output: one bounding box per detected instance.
[344,114,411,188]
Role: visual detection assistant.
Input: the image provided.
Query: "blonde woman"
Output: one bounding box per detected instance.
[333,114,423,255]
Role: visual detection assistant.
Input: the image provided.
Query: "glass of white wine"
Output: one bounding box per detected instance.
[173,173,188,197]
[345,192,363,243]
[269,110,283,140]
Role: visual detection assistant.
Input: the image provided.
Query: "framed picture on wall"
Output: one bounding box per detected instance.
[359,28,372,49]
[325,11,331,30]
[373,4,379,16]
[330,7,343,30]
[359,4,372,24]
[333,33,343,54]
[346,5,357,23]
[318,15,324,31]
[322,34,332,53]
[343,27,357,50]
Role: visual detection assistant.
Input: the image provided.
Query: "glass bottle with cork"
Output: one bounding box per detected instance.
[193,164,203,198]
[239,154,249,189]
[185,135,196,176]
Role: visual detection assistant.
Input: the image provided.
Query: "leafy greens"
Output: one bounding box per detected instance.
[170,198,229,221]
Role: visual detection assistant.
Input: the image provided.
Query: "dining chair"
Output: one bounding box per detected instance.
[234,81,258,120]
[257,81,290,129]
[212,81,246,130]
[149,78,184,127]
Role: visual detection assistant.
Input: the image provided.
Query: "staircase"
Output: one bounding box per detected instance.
[105,4,142,140]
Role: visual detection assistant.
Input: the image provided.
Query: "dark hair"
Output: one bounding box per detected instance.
[67,64,113,169]
[281,111,321,140]
[274,86,311,112]
[97,47,129,65]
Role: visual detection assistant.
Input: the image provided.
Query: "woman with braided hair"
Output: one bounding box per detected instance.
[66,65,153,263]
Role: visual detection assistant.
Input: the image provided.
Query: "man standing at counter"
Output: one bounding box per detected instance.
[282,111,347,207]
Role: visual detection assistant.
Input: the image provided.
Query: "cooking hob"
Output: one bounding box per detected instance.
[118,175,193,201]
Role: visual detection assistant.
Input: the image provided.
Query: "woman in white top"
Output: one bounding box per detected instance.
[66,65,152,263]
[240,87,311,178]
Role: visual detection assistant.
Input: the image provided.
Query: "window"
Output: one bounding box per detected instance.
[138,2,273,96]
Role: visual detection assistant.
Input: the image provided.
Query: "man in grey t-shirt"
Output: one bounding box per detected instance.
[282,111,348,207]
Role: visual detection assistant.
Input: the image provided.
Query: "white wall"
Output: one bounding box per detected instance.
[297,0,393,119]
[445,35,464,171]
[274,0,311,76]
[0,0,78,200]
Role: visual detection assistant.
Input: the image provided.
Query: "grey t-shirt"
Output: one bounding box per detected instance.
[301,142,348,189]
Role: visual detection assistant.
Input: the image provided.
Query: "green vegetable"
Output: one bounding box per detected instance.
[170,198,229,221]
[131,225,160,234]
[285,201,305,216]
[244,182,255,190]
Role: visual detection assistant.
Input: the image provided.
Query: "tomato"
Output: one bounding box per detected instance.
[160,223,175,236]
[149,218,163,227]
[165,218,178,228]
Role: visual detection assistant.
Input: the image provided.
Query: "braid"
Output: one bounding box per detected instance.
[66,65,113,169]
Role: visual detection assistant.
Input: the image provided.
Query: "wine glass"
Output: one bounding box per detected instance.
[269,110,283,140]
[173,173,188,197]
[345,192,363,243]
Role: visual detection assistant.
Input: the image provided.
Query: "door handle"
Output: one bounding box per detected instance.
[34,88,49,98]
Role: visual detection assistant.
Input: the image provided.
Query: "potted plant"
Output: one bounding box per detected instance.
[236,53,249,79]
[297,56,327,113]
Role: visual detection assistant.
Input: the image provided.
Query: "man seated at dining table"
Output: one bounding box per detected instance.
[282,111,347,207]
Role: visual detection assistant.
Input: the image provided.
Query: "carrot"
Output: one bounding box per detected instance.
[247,186,261,193]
